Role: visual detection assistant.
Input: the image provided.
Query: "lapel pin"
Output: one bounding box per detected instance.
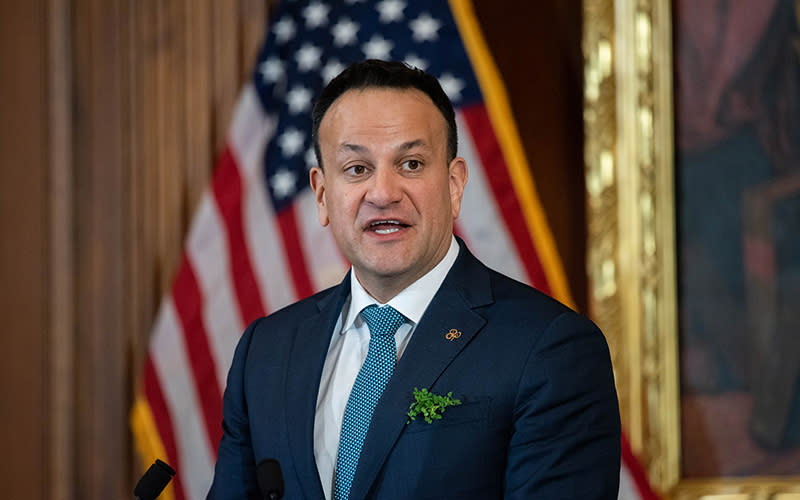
[445,328,462,341]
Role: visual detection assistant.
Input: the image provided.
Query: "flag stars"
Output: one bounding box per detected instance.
[322,59,345,84]
[270,168,298,199]
[376,0,406,23]
[410,13,441,42]
[279,128,305,157]
[438,73,465,102]
[332,18,359,47]
[259,57,285,83]
[362,35,393,60]
[286,85,313,114]
[303,2,330,29]
[272,17,296,44]
[296,43,322,71]
[403,54,428,71]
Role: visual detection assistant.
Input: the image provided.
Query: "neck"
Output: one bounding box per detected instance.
[355,274,414,304]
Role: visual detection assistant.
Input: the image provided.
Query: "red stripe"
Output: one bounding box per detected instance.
[621,434,661,500]
[460,104,551,295]
[277,204,315,299]
[144,357,187,500]
[172,257,224,454]
[212,146,268,324]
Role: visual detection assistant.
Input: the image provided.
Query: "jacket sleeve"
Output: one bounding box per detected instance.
[504,311,621,499]
[207,318,263,500]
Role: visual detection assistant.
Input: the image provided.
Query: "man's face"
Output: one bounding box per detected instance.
[310,87,468,300]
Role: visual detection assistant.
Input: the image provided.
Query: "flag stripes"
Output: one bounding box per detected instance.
[276,206,317,299]
[454,112,528,285]
[143,358,186,500]
[185,196,244,392]
[461,104,552,292]
[211,147,267,323]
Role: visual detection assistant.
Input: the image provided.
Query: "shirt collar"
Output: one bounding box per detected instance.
[341,236,460,334]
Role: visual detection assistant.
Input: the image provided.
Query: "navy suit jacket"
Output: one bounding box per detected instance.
[208,240,620,499]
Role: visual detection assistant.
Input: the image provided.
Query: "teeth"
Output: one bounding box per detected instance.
[370,220,400,226]
[375,227,400,234]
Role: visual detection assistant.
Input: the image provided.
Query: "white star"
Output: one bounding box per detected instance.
[295,44,322,71]
[322,59,346,84]
[410,13,441,42]
[305,147,318,169]
[331,18,359,47]
[271,169,297,199]
[259,57,285,83]
[303,2,330,29]
[438,73,465,102]
[286,86,313,114]
[403,54,428,71]
[278,128,305,157]
[362,35,393,60]
[272,17,296,44]
[376,0,406,23]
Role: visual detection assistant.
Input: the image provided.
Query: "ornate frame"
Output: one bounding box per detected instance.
[583,0,800,498]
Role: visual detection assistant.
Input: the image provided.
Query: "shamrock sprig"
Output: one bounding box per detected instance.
[407,387,462,424]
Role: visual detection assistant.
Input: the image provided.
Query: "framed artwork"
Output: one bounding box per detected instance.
[583,0,800,497]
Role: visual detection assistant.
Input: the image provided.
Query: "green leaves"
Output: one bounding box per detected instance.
[407,387,461,424]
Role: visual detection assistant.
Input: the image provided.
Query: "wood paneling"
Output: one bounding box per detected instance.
[0,2,269,498]
[0,2,50,500]
[72,0,128,496]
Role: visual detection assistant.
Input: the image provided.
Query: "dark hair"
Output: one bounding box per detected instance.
[311,59,458,168]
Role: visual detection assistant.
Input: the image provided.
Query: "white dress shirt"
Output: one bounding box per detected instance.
[313,236,460,500]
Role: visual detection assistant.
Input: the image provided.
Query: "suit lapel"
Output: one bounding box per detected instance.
[347,243,494,500]
[284,275,350,500]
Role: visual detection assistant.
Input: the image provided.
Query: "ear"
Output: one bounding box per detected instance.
[448,157,468,219]
[309,166,330,226]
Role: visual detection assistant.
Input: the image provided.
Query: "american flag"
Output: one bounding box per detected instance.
[131,1,659,499]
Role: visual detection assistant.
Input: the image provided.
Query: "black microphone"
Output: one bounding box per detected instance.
[256,459,284,500]
[134,459,176,500]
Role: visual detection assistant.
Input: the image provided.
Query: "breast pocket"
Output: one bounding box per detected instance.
[403,396,491,434]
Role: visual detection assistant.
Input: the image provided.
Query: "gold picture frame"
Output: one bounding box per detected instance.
[583,0,800,498]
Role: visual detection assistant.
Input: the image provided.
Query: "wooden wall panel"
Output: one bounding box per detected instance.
[0,2,269,498]
[47,0,76,497]
[72,0,128,496]
[0,2,50,500]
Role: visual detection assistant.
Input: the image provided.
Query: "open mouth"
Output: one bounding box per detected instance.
[368,219,409,235]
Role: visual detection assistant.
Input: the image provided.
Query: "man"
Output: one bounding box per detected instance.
[208,60,620,499]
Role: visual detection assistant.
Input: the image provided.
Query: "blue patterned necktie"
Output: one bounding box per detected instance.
[333,304,405,500]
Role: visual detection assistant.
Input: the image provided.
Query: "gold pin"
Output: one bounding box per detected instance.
[445,328,462,341]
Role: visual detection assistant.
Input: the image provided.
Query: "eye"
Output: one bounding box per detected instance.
[346,164,368,176]
[401,159,422,171]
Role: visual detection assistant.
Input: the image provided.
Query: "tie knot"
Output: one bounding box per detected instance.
[360,305,405,337]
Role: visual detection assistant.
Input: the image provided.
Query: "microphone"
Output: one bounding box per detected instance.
[134,459,176,500]
[256,459,284,500]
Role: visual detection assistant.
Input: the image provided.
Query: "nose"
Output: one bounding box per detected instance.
[365,165,402,207]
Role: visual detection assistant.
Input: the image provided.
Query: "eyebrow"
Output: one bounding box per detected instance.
[340,143,368,154]
[396,139,427,152]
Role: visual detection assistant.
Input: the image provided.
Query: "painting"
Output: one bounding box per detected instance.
[675,0,800,478]
[584,0,800,497]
